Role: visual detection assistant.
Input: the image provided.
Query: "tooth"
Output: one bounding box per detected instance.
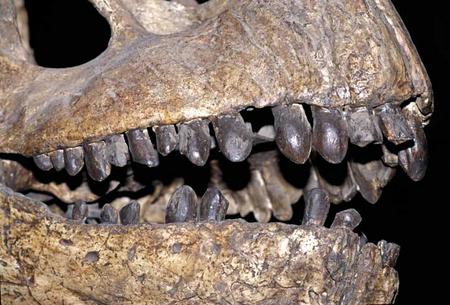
[330,209,362,230]
[100,204,119,224]
[378,240,401,267]
[398,117,428,181]
[246,170,272,223]
[302,188,330,226]
[119,200,140,225]
[165,185,198,223]
[272,103,312,164]
[312,106,348,164]
[126,129,159,167]
[105,134,130,167]
[199,187,229,221]
[72,201,88,222]
[33,154,53,171]
[349,160,396,204]
[49,149,65,171]
[178,119,211,166]
[376,104,413,144]
[84,141,111,182]
[153,125,179,156]
[212,113,253,162]
[381,144,398,167]
[64,147,84,176]
[346,107,383,147]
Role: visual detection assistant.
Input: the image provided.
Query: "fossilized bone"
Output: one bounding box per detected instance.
[0,0,432,304]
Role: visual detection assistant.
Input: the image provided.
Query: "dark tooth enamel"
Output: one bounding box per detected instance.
[312,106,348,164]
[381,144,398,167]
[199,187,229,222]
[126,129,159,167]
[165,185,198,223]
[72,201,88,222]
[331,209,362,230]
[376,103,413,144]
[100,204,119,224]
[247,170,272,223]
[349,160,396,204]
[347,108,383,147]
[272,103,312,164]
[119,201,140,225]
[106,134,130,167]
[64,147,84,176]
[212,113,253,162]
[49,149,65,171]
[154,125,179,156]
[178,119,211,166]
[33,154,53,171]
[378,240,401,267]
[84,141,111,182]
[302,188,330,226]
[399,117,428,181]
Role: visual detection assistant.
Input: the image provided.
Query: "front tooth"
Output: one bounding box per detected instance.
[72,201,88,222]
[178,119,211,166]
[212,113,253,162]
[272,103,312,164]
[398,117,428,181]
[126,129,159,167]
[378,240,401,267]
[100,204,119,224]
[330,209,362,230]
[119,201,140,225]
[49,149,65,171]
[33,154,53,171]
[106,134,129,167]
[84,141,111,182]
[199,187,229,222]
[348,160,396,204]
[376,103,413,144]
[165,185,198,223]
[346,107,383,147]
[302,188,330,226]
[312,106,348,164]
[64,147,84,176]
[154,125,178,156]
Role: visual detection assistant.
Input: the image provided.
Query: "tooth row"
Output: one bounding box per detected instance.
[32,102,427,183]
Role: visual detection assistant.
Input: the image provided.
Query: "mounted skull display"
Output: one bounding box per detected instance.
[0,0,432,304]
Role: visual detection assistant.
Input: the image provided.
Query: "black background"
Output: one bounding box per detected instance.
[23,0,448,303]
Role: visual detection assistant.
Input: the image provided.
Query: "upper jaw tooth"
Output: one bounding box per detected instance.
[178,119,211,166]
[376,103,414,145]
[83,141,111,182]
[126,129,159,168]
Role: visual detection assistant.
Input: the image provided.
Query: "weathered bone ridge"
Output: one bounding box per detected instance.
[0,185,398,304]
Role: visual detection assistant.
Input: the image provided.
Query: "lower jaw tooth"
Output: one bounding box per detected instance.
[119,200,140,225]
[378,240,401,267]
[100,203,119,224]
[64,147,84,176]
[199,187,229,222]
[106,134,130,167]
[165,185,198,223]
[312,106,348,164]
[49,149,65,171]
[154,125,178,156]
[376,103,413,145]
[212,113,253,162]
[381,144,399,167]
[330,209,362,230]
[302,188,330,226]
[178,119,211,166]
[126,129,159,167]
[33,154,53,171]
[399,117,428,181]
[72,201,88,222]
[84,141,111,182]
[246,170,272,223]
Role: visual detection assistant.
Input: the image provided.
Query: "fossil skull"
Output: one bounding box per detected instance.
[0,0,432,304]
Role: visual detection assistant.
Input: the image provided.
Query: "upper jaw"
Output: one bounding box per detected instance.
[0,0,432,156]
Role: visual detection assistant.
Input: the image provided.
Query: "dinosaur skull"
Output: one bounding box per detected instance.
[0,0,432,304]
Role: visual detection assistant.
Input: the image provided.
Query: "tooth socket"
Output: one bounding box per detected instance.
[64,147,84,176]
[119,201,140,225]
[312,106,348,164]
[330,209,362,230]
[378,240,401,267]
[302,188,330,226]
[376,104,414,145]
[106,134,130,167]
[33,154,53,171]
[49,149,65,171]
[199,187,229,222]
[72,201,88,222]
[212,113,253,162]
[126,129,159,167]
[272,103,312,164]
[100,204,119,224]
[346,107,383,147]
[165,185,198,223]
[83,141,112,182]
[154,125,178,156]
[178,119,211,166]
